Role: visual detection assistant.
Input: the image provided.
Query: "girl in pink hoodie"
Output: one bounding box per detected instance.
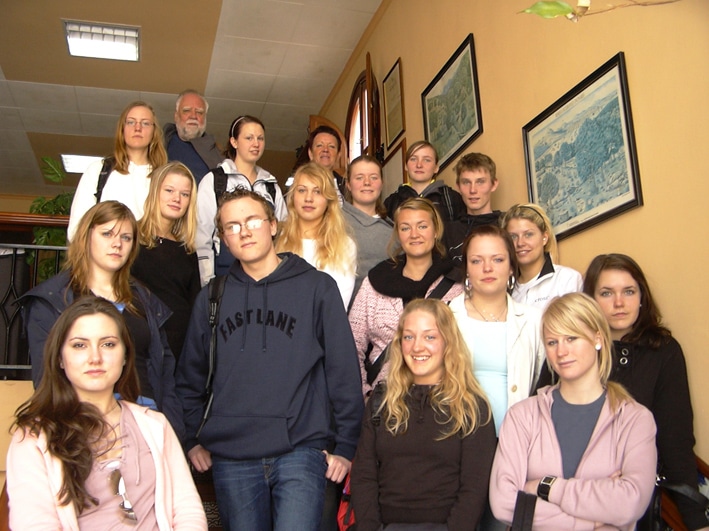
[490,292,657,530]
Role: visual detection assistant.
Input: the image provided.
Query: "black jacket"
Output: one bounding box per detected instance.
[612,338,707,529]
[384,181,466,223]
[20,271,184,438]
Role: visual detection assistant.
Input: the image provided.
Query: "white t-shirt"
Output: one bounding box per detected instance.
[301,238,356,309]
[67,160,152,241]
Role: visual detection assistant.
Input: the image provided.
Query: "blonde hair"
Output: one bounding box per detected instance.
[113,101,167,174]
[387,197,446,261]
[276,162,354,274]
[501,203,559,263]
[542,292,633,411]
[380,299,491,439]
[139,162,198,252]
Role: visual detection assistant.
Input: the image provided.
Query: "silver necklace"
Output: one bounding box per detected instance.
[468,298,507,322]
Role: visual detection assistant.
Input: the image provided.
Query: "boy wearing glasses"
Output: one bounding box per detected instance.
[177,189,363,530]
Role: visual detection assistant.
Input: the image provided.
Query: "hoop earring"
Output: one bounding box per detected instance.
[507,275,515,292]
[464,276,471,295]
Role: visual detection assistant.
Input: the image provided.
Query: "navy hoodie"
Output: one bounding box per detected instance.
[177,253,363,461]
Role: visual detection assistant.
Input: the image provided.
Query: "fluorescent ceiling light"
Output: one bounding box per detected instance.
[64,20,140,61]
[61,154,103,174]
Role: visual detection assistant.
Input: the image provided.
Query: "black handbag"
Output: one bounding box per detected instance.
[511,491,537,531]
[636,475,709,531]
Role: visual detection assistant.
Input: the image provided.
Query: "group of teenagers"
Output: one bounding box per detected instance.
[3,94,706,531]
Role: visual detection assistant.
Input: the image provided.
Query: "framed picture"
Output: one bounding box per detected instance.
[523,52,642,240]
[421,34,483,171]
[382,139,406,199]
[383,58,405,149]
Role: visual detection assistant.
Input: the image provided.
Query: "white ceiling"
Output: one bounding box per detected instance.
[0,0,382,196]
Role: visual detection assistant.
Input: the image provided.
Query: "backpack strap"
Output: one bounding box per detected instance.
[212,166,228,206]
[196,274,227,438]
[264,181,277,204]
[213,166,278,206]
[94,156,115,203]
[364,343,389,387]
[370,383,386,427]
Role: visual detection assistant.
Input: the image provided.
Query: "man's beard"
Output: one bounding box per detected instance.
[177,122,206,141]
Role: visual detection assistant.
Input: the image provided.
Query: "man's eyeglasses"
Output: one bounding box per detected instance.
[125,119,154,128]
[109,468,137,523]
[225,218,268,235]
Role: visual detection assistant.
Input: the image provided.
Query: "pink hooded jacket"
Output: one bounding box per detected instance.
[6,401,207,531]
[490,385,657,530]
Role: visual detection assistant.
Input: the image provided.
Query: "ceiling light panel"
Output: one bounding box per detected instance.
[64,20,140,61]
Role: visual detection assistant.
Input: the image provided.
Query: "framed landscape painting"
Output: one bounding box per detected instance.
[523,52,642,240]
[422,34,482,170]
[383,58,405,149]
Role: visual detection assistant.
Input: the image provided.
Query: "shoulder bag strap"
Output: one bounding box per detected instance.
[196,274,227,437]
[427,276,455,300]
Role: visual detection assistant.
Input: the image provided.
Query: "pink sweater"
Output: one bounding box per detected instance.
[348,276,463,396]
[489,385,657,531]
[6,401,207,531]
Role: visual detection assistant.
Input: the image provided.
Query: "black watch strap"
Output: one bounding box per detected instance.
[537,475,557,501]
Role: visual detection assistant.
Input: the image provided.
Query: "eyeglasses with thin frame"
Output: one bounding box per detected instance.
[109,468,137,523]
[124,119,154,128]
[225,218,269,235]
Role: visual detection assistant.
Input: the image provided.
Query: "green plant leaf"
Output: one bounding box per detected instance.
[519,1,574,18]
[40,156,67,183]
[29,196,48,214]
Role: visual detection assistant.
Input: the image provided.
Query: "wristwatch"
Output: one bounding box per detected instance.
[537,475,557,501]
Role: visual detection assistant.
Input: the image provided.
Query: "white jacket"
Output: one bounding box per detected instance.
[449,293,546,411]
[512,254,583,310]
[196,158,286,285]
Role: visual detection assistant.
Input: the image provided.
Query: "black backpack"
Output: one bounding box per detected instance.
[212,166,277,206]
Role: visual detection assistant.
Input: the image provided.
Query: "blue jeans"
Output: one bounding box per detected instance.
[212,447,328,531]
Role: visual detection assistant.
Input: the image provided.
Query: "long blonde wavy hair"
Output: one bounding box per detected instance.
[276,162,354,274]
[542,292,633,411]
[138,162,198,252]
[380,298,491,439]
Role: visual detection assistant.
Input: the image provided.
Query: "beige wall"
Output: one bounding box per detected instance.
[0,195,36,213]
[0,381,34,477]
[322,0,709,456]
